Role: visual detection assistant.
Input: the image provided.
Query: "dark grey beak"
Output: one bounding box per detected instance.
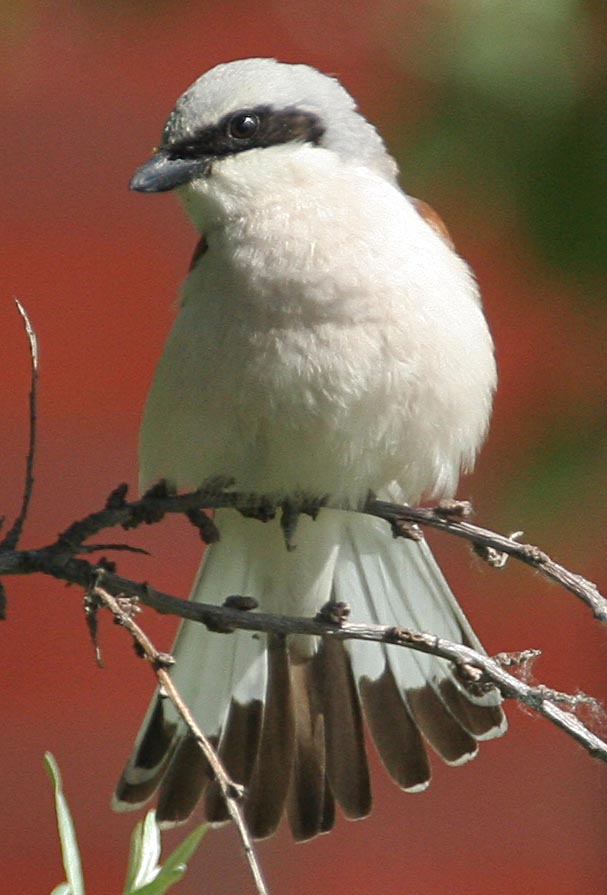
[130,151,210,193]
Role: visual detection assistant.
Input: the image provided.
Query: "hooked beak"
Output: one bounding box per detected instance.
[130,150,211,193]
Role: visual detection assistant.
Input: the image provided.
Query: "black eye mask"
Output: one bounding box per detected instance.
[165,105,325,161]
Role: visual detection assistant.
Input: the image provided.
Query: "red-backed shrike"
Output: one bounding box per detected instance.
[114,58,505,841]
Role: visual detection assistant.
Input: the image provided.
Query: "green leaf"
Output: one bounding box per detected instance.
[124,811,162,893]
[128,866,185,895]
[128,822,207,895]
[44,753,85,895]
[160,823,207,877]
[124,816,145,895]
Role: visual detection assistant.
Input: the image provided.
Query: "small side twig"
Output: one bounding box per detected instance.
[367,498,607,624]
[0,299,39,553]
[91,578,270,895]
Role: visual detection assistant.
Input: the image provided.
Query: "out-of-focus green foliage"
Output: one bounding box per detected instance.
[395,0,606,280]
[45,753,85,895]
[44,753,207,895]
[503,421,607,546]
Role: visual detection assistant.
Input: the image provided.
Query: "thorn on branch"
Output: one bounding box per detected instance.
[473,532,548,570]
[276,495,329,550]
[454,661,482,683]
[472,542,511,568]
[227,781,246,801]
[186,508,220,544]
[153,651,175,670]
[435,499,473,518]
[144,480,174,501]
[388,626,429,646]
[316,600,351,626]
[205,595,259,633]
[494,648,542,670]
[238,497,277,523]
[204,618,236,633]
[96,556,117,574]
[80,544,149,558]
[475,530,525,568]
[122,480,175,530]
[131,640,146,660]
[452,661,499,697]
[0,300,39,552]
[473,530,526,568]
[105,482,129,510]
[390,519,423,541]
[224,595,259,611]
[114,595,141,619]
[83,590,104,668]
[519,543,550,564]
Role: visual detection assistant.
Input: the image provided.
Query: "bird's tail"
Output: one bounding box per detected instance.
[113,508,506,840]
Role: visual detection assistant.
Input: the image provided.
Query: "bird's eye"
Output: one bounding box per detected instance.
[227,112,260,141]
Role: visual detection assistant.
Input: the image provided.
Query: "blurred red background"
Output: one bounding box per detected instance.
[2,2,606,893]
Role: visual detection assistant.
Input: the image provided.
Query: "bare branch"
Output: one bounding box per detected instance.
[10,525,600,764]
[109,577,607,764]
[91,579,270,895]
[366,498,607,624]
[2,485,605,625]
[1,487,605,765]
[1,299,39,554]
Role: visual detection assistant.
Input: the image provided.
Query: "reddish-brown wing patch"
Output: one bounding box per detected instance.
[409,197,454,250]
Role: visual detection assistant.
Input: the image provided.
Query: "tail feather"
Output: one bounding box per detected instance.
[320,777,336,832]
[157,732,213,824]
[314,638,371,819]
[359,669,430,791]
[113,696,179,808]
[287,657,328,840]
[203,698,263,822]
[438,678,505,739]
[406,686,478,765]
[113,508,506,839]
[336,513,505,772]
[243,634,295,839]
[203,627,268,824]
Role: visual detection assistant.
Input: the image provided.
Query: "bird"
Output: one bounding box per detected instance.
[113,57,506,842]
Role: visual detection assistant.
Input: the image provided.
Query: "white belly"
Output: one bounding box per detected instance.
[140,164,495,505]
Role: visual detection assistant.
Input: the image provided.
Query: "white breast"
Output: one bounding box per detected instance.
[139,145,495,505]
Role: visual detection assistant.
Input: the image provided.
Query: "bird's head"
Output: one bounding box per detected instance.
[130,58,398,216]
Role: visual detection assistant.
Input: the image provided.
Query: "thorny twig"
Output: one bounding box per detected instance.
[5,534,606,762]
[2,484,605,624]
[0,300,39,554]
[102,576,607,763]
[90,578,271,895]
[367,498,607,624]
[0,479,606,763]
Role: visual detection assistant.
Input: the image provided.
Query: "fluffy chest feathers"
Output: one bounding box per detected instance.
[139,146,495,503]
